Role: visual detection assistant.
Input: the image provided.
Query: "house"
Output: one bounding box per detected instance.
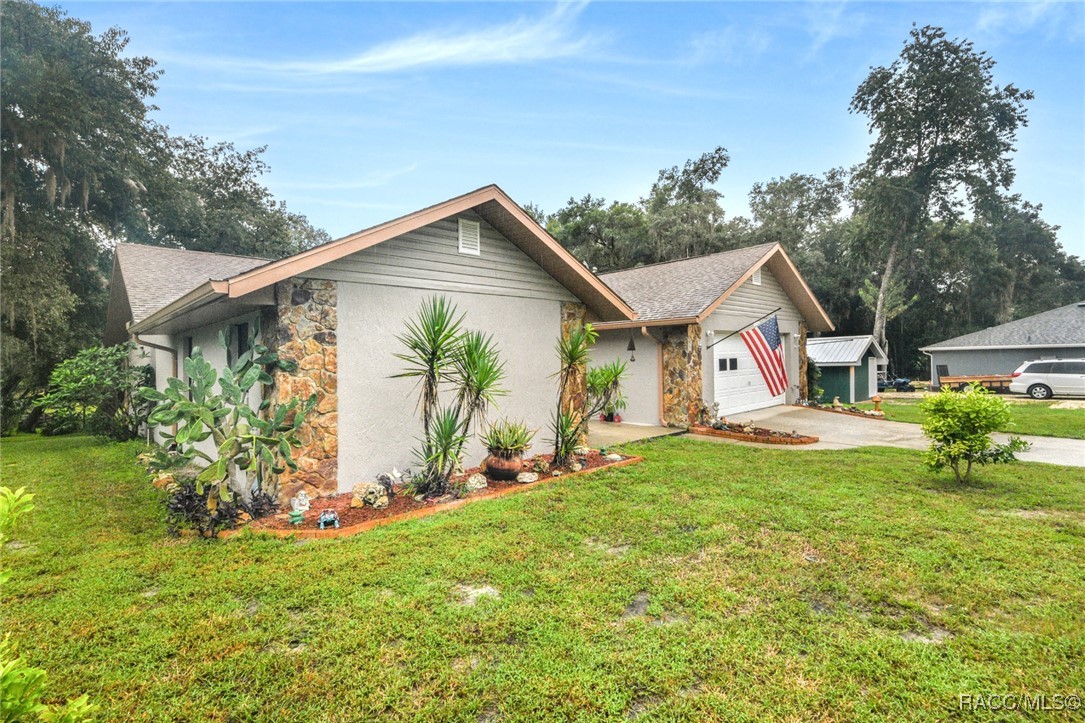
[920,301,1085,388]
[105,185,636,501]
[589,243,834,425]
[805,335,887,404]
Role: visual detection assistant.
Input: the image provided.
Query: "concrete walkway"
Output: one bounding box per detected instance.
[587,420,682,449]
[688,405,1085,468]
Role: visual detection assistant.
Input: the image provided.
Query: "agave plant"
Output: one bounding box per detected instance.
[481,419,535,459]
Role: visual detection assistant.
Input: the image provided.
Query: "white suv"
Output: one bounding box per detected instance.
[1009,359,1085,399]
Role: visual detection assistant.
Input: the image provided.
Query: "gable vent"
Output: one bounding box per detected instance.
[458,218,481,256]
[752,267,762,285]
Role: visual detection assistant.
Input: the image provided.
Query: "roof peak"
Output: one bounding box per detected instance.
[599,242,777,278]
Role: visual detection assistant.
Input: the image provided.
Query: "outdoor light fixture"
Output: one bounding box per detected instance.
[627,331,636,362]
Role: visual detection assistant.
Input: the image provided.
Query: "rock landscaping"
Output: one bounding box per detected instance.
[236,450,642,538]
[689,422,818,445]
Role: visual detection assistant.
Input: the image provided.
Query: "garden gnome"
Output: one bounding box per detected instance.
[290,490,311,513]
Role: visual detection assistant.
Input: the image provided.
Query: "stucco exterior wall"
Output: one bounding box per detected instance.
[928,346,1085,386]
[338,282,564,490]
[701,268,803,405]
[591,330,661,426]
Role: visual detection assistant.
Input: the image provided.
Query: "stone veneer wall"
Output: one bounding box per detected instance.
[559,302,588,439]
[266,278,339,501]
[798,322,809,402]
[661,323,703,427]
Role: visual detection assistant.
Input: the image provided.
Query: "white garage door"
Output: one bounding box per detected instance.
[713,334,785,416]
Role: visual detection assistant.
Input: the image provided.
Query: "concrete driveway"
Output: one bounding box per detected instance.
[689,405,1085,468]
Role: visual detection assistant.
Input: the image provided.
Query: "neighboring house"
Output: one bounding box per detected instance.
[590,243,834,425]
[920,301,1085,388]
[105,185,635,501]
[806,335,887,404]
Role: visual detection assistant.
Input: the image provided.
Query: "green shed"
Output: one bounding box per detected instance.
[807,335,888,404]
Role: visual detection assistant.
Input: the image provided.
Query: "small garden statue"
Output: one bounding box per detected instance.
[288,509,305,525]
[290,490,311,513]
[318,509,340,530]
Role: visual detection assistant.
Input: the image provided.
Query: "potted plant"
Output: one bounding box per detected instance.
[588,360,628,423]
[481,419,536,480]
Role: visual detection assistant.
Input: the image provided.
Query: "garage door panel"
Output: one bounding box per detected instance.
[713,335,784,415]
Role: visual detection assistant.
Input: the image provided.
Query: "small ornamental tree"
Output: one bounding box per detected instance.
[549,322,597,466]
[139,322,316,511]
[919,385,1029,483]
[34,343,152,439]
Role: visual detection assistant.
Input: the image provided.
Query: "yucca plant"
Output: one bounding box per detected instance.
[413,406,468,494]
[550,322,598,466]
[453,330,507,430]
[396,296,508,496]
[482,419,535,459]
[394,295,464,436]
[587,359,628,418]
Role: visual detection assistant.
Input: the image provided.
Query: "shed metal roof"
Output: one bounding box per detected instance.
[807,335,888,366]
[919,301,1085,351]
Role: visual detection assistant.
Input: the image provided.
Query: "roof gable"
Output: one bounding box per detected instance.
[807,335,888,366]
[128,185,635,335]
[596,243,833,332]
[920,301,1085,350]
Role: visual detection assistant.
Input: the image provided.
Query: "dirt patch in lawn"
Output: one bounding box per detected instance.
[689,424,818,445]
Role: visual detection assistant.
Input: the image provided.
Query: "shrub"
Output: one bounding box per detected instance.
[482,419,535,458]
[805,358,823,402]
[919,385,1030,483]
[34,344,151,440]
[164,478,241,538]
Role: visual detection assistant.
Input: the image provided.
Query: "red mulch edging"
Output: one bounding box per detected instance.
[797,404,886,420]
[222,453,644,540]
[688,424,818,445]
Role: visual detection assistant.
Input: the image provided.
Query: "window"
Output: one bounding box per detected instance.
[1052,361,1085,374]
[752,268,762,285]
[226,322,250,367]
[718,357,739,372]
[458,218,481,255]
[1025,362,1053,374]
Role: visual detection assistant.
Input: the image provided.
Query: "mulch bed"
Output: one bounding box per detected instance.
[688,424,818,445]
[231,451,642,540]
[799,404,886,420]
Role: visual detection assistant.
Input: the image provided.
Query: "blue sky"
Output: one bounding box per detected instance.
[62,1,1084,256]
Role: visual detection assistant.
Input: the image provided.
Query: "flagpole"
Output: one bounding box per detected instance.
[705,307,782,350]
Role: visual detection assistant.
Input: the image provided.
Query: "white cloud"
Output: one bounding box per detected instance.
[974,1,1083,42]
[688,25,772,65]
[183,2,591,76]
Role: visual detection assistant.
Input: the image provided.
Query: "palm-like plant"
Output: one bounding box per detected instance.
[394,295,464,436]
[551,322,598,466]
[396,296,508,496]
[453,330,507,430]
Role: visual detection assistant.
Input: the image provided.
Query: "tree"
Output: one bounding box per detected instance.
[919,385,1028,483]
[547,195,650,272]
[850,25,1032,354]
[748,168,849,254]
[0,1,329,425]
[643,147,731,262]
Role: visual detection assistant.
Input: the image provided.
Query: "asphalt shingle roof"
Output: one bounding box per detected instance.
[921,301,1085,350]
[115,243,268,323]
[598,243,776,322]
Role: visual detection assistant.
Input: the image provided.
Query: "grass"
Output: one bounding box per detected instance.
[857,396,1085,439]
[2,433,1084,721]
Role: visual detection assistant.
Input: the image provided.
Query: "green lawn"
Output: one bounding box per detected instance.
[2,434,1083,721]
[857,397,1085,439]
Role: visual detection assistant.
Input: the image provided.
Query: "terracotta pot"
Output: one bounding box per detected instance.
[484,454,523,481]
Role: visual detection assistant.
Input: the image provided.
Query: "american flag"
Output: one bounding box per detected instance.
[740,316,788,397]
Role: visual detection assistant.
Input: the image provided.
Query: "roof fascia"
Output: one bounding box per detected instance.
[920,343,1085,352]
[128,280,228,335]
[593,316,700,331]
